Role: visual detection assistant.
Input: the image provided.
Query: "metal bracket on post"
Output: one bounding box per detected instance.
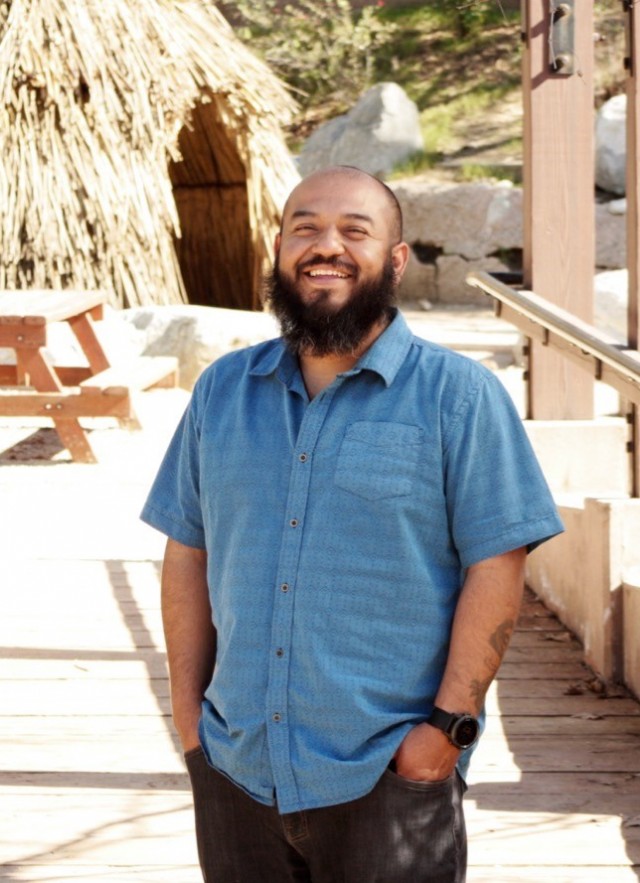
[623,0,634,75]
[549,0,575,74]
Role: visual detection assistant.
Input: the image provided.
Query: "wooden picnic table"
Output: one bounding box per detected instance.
[0,290,178,463]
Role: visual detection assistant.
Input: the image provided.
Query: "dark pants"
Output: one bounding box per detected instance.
[185,747,467,883]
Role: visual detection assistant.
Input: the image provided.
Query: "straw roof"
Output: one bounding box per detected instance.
[0,0,299,308]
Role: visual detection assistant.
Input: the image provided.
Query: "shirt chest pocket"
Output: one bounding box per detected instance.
[334,421,424,501]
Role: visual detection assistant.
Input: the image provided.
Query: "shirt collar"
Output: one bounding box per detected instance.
[249,308,413,389]
[347,308,413,387]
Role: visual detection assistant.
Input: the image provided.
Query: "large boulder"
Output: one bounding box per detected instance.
[594,269,628,343]
[595,94,626,196]
[391,179,522,260]
[297,82,424,178]
[119,305,279,390]
[435,254,512,306]
[596,200,626,269]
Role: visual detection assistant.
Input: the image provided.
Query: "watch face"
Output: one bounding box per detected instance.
[452,716,479,748]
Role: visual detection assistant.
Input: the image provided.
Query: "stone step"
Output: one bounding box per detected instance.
[401,305,523,366]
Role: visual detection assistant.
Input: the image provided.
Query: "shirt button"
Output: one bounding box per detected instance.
[281,583,289,592]
[299,453,308,462]
[276,648,284,657]
[273,712,282,722]
[290,518,298,528]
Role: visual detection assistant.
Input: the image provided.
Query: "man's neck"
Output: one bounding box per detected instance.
[298,315,390,400]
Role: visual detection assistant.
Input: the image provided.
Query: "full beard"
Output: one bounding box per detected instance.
[265,255,398,356]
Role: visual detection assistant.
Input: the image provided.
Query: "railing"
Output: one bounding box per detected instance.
[466,271,640,404]
[466,270,640,495]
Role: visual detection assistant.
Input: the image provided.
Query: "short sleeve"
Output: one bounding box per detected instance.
[140,391,206,549]
[443,370,564,568]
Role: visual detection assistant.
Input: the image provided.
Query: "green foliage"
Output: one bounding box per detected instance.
[223,0,397,112]
[455,163,522,185]
[449,1,510,39]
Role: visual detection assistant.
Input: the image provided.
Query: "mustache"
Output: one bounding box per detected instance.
[297,255,357,275]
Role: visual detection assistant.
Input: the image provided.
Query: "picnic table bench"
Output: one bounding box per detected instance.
[0,290,178,463]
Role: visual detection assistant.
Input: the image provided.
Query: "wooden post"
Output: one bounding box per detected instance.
[522,0,595,419]
[625,0,640,495]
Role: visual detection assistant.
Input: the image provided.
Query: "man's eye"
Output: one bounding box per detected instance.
[346,228,367,237]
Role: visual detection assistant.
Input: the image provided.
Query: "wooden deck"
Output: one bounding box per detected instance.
[1,390,639,882]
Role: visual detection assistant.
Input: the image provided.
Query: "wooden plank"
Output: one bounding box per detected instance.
[0,865,201,882]
[484,694,640,716]
[467,815,639,867]
[0,322,46,348]
[79,356,179,393]
[0,365,94,385]
[522,0,595,418]
[0,290,107,322]
[0,789,198,867]
[473,735,640,772]
[469,870,639,882]
[484,714,640,736]
[626,0,640,352]
[498,661,590,679]
[626,0,640,494]
[0,390,133,419]
[0,657,168,680]
[68,312,111,374]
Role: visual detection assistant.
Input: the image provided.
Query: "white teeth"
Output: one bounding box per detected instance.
[308,270,348,278]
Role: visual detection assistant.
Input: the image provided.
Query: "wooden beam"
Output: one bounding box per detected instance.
[522,0,595,419]
[0,390,133,420]
[68,312,111,374]
[625,0,640,494]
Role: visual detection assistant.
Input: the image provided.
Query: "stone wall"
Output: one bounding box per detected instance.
[390,179,627,306]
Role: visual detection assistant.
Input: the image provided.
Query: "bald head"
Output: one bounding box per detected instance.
[282,166,403,244]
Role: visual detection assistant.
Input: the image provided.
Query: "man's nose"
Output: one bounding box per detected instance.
[311,226,345,255]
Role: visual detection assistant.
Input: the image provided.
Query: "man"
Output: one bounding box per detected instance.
[141,166,563,882]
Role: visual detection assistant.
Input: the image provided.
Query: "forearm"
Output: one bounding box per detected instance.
[395,546,526,781]
[161,537,216,749]
[435,546,527,715]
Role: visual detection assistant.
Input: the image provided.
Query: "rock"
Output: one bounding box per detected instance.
[397,248,437,304]
[391,179,522,260]
[595,94,626,196]
[119,305,279,390]
[436,255,511,306]
[608,197,627,215]
[594,269,628,343]
[596,201,626,269]
[297,83,424,178]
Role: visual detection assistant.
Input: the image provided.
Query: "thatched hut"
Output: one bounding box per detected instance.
[0,0,299,310]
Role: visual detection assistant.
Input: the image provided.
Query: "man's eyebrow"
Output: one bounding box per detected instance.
[289,210,375,225]
[344,213,375,225]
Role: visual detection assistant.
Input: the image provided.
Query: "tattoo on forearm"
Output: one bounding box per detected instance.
[470,674,494,705]
[490,618,515,658]
[468,619,516,706]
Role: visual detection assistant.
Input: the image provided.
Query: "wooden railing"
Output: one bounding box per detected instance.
[466,270,640,496]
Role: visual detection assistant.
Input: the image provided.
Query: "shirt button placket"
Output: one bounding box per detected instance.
[267,400,331,807]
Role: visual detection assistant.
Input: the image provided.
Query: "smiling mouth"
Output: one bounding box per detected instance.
[306,269,351,279]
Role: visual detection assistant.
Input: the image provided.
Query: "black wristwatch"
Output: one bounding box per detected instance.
[427,706,480,750]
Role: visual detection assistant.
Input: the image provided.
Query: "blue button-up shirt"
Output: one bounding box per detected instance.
[141,310,563,813]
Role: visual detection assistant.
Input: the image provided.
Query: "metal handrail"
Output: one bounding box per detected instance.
[466,271,640,406]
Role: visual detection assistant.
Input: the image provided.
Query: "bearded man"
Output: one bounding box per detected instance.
[141,166,563,882]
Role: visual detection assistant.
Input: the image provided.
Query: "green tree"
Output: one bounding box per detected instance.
[223,0,397,113]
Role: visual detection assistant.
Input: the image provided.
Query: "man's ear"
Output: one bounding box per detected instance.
[274,233,281,255]
[391,242,410,282]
